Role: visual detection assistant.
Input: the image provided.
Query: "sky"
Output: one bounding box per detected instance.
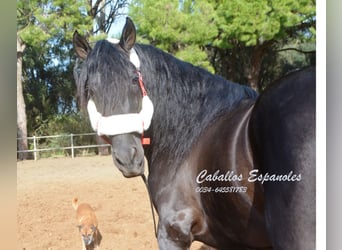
[107,13,128,38]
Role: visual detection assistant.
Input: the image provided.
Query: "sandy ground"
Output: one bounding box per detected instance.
[17,156,209,250]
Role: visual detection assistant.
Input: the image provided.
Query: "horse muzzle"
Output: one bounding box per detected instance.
[111,134,145,178]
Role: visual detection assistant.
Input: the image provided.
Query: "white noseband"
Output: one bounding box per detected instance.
[87,95,154,136]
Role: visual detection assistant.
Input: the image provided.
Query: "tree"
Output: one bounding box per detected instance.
[17,0,128,157]
[211,0,315,91]
[130,0,218,72]
[17,35,27,160]
[17,0,92,137]
[90,0,129,34]
[130,0,316,91]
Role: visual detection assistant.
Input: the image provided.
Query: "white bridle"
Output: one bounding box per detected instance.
[86,39,154,137]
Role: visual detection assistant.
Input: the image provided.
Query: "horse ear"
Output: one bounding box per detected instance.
[119,17,136,52]
[73,31,92,60]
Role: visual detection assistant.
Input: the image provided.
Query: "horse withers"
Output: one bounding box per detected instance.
[73,17,315,249]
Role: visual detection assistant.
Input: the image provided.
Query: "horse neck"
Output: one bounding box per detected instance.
[136,44,257,168]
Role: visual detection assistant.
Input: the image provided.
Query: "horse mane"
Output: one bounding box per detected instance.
[133,44,258,167]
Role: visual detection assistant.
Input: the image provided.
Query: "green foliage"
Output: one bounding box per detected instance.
[34,113,92,136]
[175,45,215,73]
[17,0,93,137]
[259,42,316,91]
[17,1,130,158]
[130,0,316,90]
[17,0,91,47]
[130,0,218,71]
[214,0,315,47]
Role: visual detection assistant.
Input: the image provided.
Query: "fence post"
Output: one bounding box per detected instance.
[71,133,74,159]
[33,136,37,161]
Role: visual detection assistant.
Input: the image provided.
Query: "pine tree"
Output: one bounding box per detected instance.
[129,0,315,91]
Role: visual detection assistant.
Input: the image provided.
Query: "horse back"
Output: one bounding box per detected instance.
[250,67,316,249]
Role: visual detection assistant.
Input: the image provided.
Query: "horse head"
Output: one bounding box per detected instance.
[73,18,153,177]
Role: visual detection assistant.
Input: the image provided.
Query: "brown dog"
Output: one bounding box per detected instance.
[72,197,100,250]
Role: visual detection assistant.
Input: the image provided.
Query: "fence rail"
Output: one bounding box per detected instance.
[17,133,111,160]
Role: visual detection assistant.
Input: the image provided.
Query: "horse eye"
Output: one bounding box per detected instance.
[132,76,139,85]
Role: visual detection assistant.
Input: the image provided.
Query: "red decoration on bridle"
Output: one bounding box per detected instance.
[137,71,148,97]
[137,71,151,145]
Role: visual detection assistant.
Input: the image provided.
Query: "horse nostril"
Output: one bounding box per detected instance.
[113,150,126,166]
[114,147,140,167]
[116,157,124,166]
[131,147,143,167]
[131,147,137,159]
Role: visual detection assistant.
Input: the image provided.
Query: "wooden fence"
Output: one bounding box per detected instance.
[17,133,110,160]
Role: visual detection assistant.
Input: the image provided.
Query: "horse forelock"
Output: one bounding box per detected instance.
[76,40,138,114]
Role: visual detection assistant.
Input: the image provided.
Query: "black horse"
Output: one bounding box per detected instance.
[73,18,315,250]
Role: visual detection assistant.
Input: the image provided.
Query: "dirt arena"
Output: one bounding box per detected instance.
[17,156,209,250]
